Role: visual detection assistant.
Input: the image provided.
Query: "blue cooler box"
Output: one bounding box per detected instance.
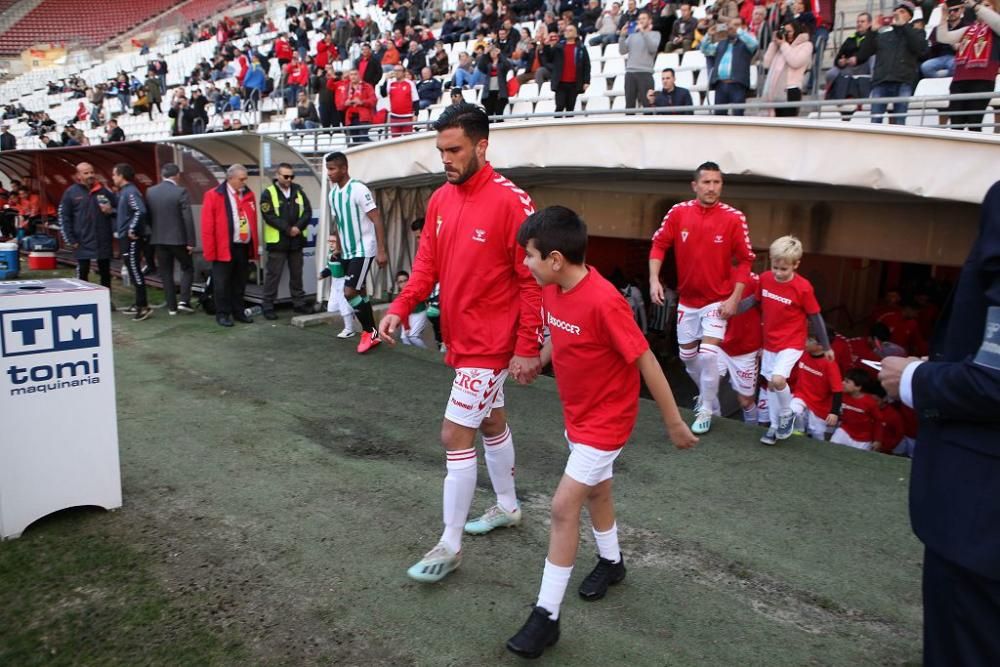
[0,242,18,280]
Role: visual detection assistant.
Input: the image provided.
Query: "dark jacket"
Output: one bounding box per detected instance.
[909,180,1000,580]
[169,105,196,135]
[856,24,928,85]
[706,34,757,89]
[651,86,694,113]
[260,181,312,251]
[114,182,148,239]
[355,54,383,86]
[0,131,15,151]
[834,30,874,61]
[147,179,195,246]
[544,40,592,93]
[416,77,443,105]
[477,53,514,99]
[58,182,117,260]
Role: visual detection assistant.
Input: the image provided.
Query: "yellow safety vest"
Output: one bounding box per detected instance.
[263,185,305,244]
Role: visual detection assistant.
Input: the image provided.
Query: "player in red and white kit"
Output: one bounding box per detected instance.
[649,161,755,435]
[789,334,843,440]
[718,273,762,424]
[378,103,543,583]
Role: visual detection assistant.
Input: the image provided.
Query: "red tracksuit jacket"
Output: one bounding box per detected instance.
[389,163,543,369]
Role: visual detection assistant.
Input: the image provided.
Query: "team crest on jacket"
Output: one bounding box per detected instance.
[681,229,689,242]
[261,201,271,212]
[472,228,487,243]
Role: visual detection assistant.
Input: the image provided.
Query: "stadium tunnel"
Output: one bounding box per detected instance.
[0,134,323,303]
[339,116,999,333]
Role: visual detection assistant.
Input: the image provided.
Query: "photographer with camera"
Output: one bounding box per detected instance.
[701,17,759,115]
[854,1,929,124]
[618,10,660,108]
[761,20,813,116]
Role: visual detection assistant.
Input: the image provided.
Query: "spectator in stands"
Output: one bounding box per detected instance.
[545,25,591,113]
[381,66,419,135]
[430,41,451,76]
[450,88,465,106]
[132,88,151,117]
[478,43,514,117]
[316,66,342,128]
[855,2,928,124]
[936,0,1000,131]
[646,68,695,112]
[274,33,294,67]
[40,134,61,149]
[0,125,14,152]
[356,43,383,87]
[291,91,321,130]
[115,73,131,113]
[452,51,485,88]
[169,96,196,136]
[825,12,875,99]
[416,67,443,109]
[242,58,267,111]
[405,40,428,76]
[590,2,623,47]
[190,89,209,133]
[761,21,813,116]
[619,11,660,109]
[144,73,163,118]
[283,55,311,108]
[922,0,969,78]
[342,69,377,143]
[105,119,126,143]
[665,3,698,53]
[702,17,760,115]
[581,0,603,35]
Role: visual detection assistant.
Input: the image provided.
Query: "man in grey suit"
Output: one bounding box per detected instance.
[147,163,196,315]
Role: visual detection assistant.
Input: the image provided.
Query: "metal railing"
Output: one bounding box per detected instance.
[243,90,1000,155]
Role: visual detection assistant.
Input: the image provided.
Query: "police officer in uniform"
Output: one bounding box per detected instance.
[260,162,313,319]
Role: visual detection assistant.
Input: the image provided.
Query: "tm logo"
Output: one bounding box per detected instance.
[1,305,100,357]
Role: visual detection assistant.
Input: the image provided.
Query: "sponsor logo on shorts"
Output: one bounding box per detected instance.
[450,398,474,410]
[547,312,581,336]
[454,371,483,392]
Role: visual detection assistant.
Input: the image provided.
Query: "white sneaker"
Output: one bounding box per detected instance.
[464,504,522,535]
[406,542,461,583]
[336,328,356,339]
[691,409,713,435]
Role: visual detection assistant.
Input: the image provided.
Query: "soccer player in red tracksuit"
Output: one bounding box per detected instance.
[379,103,543,583]
[649,161,755,436]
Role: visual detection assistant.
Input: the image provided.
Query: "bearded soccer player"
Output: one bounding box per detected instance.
[379,103,543,582]
[649,161,755,435]
[325,152,388,353]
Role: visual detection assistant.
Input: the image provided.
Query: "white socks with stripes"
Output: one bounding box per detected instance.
[742,403,758,424]
[679,346,699,386]
[483,426,518,512]
[441,447,477,553]
[774,385,792,416]
[536,559,573,620]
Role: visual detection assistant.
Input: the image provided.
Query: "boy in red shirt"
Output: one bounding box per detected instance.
[789,333,842,440]
[506,206,697,659]
[831,368,882,451]
[755,236,833,444]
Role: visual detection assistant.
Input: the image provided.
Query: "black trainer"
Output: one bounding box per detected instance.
[578,555,626,600]
[506,606,560,659]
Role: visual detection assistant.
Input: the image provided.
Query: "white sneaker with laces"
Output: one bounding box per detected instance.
[464,504,522,535]
[337,328,356,339]
[691,409,713,435]
[406,542,461,583]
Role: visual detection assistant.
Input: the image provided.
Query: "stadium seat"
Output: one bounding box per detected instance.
[679,50,706,73]
[602,57,625,77]
[654,53,680,72]
[611,95,626,109]
[518,82,540,100]
[461,87,481,103]
[510,100,534,117]
[585,95,610,112]
[534,99,556,114]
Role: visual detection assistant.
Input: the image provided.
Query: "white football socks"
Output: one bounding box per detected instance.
[536,559,573,620]
[593,523,621,563]
[774,385,792,416]
[441,447,477,553]
[697,344,722,414]
[483,426,518,512]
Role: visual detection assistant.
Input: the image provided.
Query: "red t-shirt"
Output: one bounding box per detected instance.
[722,275,762,356]
[831,333,852,377]
[560,43,577,83]
[544,268,650,450]
[790,353,842,418]
[839,393,882,443]
[757,271,821,352]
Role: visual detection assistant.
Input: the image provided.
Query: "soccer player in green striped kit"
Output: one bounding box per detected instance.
[325,152,389,353]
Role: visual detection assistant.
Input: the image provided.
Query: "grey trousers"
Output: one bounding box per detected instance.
[624,71,654,109]
[262,248,304,310]
[156,245,193,310]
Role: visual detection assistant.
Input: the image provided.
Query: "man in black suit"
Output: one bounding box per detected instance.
[880,181,1000,666]
[147,162,196,315]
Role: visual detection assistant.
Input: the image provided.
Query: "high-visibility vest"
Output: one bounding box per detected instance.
[263,185,305,244]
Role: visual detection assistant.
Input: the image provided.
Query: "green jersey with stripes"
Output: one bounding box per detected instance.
[329,178,378,260]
